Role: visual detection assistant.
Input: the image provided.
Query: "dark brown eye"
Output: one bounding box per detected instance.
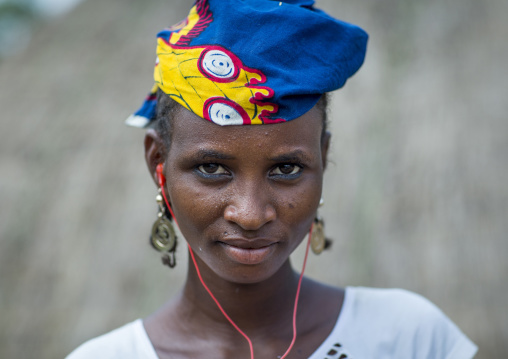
[272,164,301,176]
[198,163,227,174]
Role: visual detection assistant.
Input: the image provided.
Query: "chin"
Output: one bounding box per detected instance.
[199,249,292,286]
[215,265,287,286]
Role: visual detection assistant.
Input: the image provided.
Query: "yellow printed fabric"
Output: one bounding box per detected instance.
[155,39,278,125]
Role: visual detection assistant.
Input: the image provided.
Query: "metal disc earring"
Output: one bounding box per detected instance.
[310,198,331,254]
[311,216,326,254]
[150,187,177,267]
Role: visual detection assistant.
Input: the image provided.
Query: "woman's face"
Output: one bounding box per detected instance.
[148,105,329,284]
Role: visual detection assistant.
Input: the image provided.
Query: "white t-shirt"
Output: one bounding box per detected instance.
[67,287,478,359]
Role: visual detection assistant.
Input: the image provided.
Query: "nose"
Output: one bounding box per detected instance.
[223,184,276,231]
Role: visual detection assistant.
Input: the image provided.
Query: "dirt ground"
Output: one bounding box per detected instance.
[1,0,507,358]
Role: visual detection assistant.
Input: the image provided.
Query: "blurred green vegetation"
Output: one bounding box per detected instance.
[0,0,82,58]
[0,1,35,58]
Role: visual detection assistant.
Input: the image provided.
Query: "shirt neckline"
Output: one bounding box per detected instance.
[307,286,354,358]
[138,287,354,359]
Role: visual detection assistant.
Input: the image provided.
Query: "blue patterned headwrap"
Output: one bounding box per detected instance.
[126,0,368,127]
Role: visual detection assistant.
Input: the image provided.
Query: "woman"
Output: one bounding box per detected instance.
[68,0,477,358]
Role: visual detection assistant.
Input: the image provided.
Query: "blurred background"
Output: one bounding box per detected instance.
[0,0,506,357]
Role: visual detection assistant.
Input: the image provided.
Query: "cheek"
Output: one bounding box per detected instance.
[165,177,226,237]
[277,180,323,234]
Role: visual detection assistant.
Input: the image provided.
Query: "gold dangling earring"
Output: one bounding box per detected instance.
[150,188,177,267]
[310,198,331,254]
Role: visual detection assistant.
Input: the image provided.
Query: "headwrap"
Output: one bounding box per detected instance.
[126,0,368,127]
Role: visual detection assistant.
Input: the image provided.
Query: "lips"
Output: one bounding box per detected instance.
[218,238,277,265]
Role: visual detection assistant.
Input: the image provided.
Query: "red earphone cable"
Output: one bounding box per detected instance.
[279,222,312,359]
[157,166,312,359]
[187,241,256,359]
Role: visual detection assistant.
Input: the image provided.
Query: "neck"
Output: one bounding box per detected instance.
[179,248,301,337]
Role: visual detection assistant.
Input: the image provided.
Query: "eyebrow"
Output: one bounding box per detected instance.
[194,149,236,160]
[269,150,313,163]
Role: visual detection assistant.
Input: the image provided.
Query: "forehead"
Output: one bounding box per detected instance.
[167,105,324,157]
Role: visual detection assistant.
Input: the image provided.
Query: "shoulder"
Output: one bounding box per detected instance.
[348,286,443,319]
[337,287,478,358]
[66,319,158,359]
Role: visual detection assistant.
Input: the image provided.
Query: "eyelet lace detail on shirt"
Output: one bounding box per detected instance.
[322,342,350,359]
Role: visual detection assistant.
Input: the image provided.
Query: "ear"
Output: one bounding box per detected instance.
[321,130,331,170]
[144,128,166,186]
